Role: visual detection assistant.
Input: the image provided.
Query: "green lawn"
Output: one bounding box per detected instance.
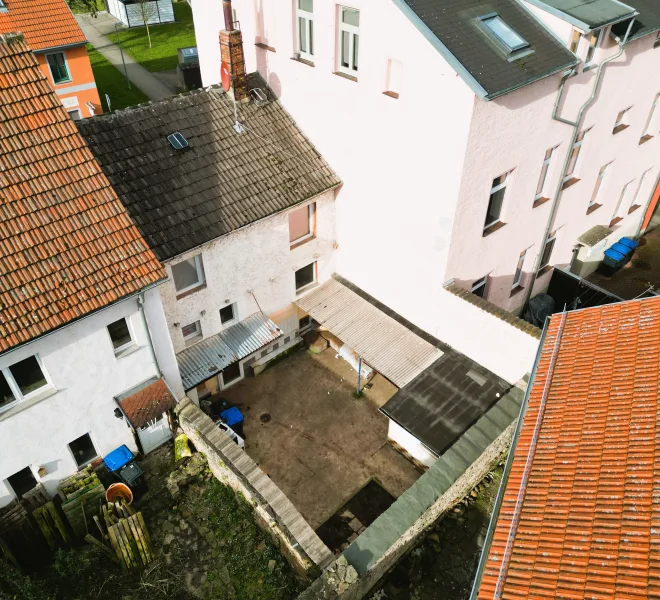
[68,0,105,14]
[87,45,149,111]
[118,2,196,72]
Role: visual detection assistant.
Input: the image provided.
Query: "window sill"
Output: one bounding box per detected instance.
[53,79,73,86]
[0,385,58,423]
[561,177,580,190]
[612,124,629,135]
[176,283,207,300]
[295,282,318,296]
[510,285,525,297]
[255,42,276,53]
[536,265,553,278]
[184,335,204,348]
[114,343,140,360]
[383,91,399,99]
[586,203,602,215]
[609,217,623,228]
[628,204,641,214]
[333,71,358,83]
[639,135,654,145]
[291,56,314,67]
[290,235,315,250]
[532,196,550,208]
[482,221,506,237]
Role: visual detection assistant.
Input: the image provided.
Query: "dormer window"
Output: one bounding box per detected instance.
[481,14,529,53]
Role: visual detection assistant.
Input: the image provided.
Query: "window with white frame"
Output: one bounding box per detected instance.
[484,171,511,229]
[0,355,52,410]
[107,318,134,354]
[613,180,635,221]
[588,164,609,210]
[613,107,632,133]
[68,433,99,468]
[512,250,526,289]
[539,231,557,271]
[642,93,660,140]
[471,276,488,299]
[569,28,580,53]
[481,14,529,53]
[296,0,314,61]
[46,52,70,84]
[534,147,555,202]
[172,254,205,294]
[288,202,315,245]
[630,170,651,212]
[6,467,38,499]
[338,6,359,76]
[220,303,237,326]
[182,320,203,346]
[68,109,82,121]
[295,262,316,292]
[565,129,588,182]
[584,30,602,67]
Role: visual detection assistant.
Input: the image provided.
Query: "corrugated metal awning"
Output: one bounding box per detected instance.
[295,278,442,388]
[177,312,282,391]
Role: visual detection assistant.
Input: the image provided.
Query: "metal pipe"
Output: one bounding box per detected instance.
[356,356,362,394]
[138,291,162,379]
[521,20,635,311]
[222,0,234,31]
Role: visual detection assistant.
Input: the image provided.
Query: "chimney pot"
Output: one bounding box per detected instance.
[223,0,234,31]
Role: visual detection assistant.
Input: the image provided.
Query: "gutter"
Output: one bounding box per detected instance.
[137,291,162,379]
[468,318,550,600]
[521,18,636,311]
[33,41,89,53]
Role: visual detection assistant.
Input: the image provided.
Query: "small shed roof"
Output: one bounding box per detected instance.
[117,377,177,429]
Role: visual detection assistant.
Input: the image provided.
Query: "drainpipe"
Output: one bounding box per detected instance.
[521,20,635,311]
[137,291,162,379]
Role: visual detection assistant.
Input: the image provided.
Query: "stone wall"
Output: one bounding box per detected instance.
[175,398,333,578]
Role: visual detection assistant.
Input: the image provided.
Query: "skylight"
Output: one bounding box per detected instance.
[167,132,189,151]
[482,15,529,52]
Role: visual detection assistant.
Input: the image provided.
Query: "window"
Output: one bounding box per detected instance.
[471,276,488,299]
[588,164,609,211]
[569,28,581,53]
[512,250,526,289]
[182,321,203,346]
[221,362,242,386]
[46,53,70,84]
[296,0,314,61]
[7,467,37,499]
[481,14,529,52]
[385,59,402,99]
[220,303,237,325]
[107,318,133,353]
[338,6,359,76]
[534,147,554,202]
[299,315,312,331]
[630,170,651,213]
[613,107,632,134]
[172,255,205,294]
[0,355,50,410]
[68,433,99,468]
[585,30,602,67]
[641,93,660,141]
[68,109,82,121]
[167,132,189,151]
[295,262,316,292]
[484,172,510,229]
[289,203,315,245]
[539,232,557,271]
[613,180,635,222]
[565,129,588,182]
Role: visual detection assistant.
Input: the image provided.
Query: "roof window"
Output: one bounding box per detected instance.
[167,132,189,151]
[481,14,529,53]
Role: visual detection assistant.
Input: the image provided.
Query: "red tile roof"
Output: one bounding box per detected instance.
[0,0,86,51]
[119,378,177,429]
[476,297,660,599]
[0,36,165,353]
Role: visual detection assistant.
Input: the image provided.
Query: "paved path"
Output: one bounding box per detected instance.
[76,12,175,102]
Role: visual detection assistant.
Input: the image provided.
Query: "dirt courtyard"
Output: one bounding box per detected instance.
[220,348,421,530]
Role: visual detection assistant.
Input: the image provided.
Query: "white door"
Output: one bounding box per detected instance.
[137,412,172,454]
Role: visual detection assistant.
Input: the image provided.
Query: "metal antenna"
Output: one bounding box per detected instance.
[233,96,243,134]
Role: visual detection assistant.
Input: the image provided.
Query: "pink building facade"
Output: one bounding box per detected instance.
[191,0,660,328]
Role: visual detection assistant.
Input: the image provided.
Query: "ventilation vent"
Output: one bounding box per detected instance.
[167,132,189,151]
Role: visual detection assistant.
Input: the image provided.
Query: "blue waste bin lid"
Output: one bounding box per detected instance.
[104,445,134,472]
[618,237,639,250]
[604,248,626,261]
[611,242,632,255]
[221,406,243,427]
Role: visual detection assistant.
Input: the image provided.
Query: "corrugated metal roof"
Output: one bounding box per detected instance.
[177,312,282,391]
[295,278,442,388]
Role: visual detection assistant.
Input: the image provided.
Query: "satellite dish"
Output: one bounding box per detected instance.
[221,61,231,92]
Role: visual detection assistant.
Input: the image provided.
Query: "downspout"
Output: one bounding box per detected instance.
[521,19,636,311]
[138,291,162,379]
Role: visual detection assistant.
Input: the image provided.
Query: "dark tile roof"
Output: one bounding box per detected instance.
[117,377,177,429]
[0,37,165,353]
[395,0,579,100]
[381,352,511,457]
[525,0,636,30]
[612,0,660,40]
[77,82,341,262]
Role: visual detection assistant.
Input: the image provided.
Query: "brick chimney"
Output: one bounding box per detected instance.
[219,0,248,102]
